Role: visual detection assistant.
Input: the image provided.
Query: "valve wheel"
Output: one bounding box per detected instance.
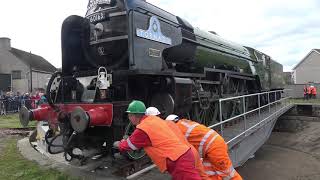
[124,122,146,160]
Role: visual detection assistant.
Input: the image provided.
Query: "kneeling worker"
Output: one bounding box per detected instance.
[166,115,242,180]
[145,107,209,180]
[113,101,201,180]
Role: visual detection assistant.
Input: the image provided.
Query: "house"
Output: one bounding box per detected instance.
[283,72,293,85]
[292,49,320,84]
[0,37,56,94]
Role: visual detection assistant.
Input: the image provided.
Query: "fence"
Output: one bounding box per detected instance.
[208,89,292,144]
[0,99,38,115]
[285,84,320,99]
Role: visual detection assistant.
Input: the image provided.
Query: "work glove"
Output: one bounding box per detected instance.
[113,141,120,149]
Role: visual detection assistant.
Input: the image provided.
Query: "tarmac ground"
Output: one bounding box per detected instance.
[237,119,320,180]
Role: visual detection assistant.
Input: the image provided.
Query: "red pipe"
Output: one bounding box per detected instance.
[31,106,51,121]
[24,103,113,127]
[87,107,111,126]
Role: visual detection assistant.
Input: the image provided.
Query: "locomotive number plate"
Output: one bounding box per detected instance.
[149,48,161,58]
[87,12,106,23]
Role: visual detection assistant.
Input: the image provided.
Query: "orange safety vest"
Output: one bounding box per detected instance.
[137,115,189,172]
[176,119,241,180]
[166,121,209,180]
[307,87,312,94]
[176,119,220,158]
[312,87,317,95]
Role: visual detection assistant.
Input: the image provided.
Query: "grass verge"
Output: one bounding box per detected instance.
[290,98,320,104]
[0,138,77,180]
[0,114,36,128]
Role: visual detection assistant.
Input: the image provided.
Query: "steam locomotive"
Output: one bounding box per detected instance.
[20,0,284,161]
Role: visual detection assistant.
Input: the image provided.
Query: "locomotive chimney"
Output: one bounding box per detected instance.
[0,37,11,51]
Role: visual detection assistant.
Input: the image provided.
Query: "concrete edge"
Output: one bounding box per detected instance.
[17,137,116,180]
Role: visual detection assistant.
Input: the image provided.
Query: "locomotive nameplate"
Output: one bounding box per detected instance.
[136,16,172,45]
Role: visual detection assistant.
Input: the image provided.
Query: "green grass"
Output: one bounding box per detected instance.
[0,138,77,180]
[290,98,320,104]
[0,114,36,128]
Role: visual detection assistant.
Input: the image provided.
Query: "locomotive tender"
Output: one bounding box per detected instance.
[20,0,284,161]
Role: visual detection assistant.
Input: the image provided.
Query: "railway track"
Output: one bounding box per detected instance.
[0,127,34,136]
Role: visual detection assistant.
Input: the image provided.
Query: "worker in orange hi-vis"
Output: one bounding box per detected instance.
[307,85,312,99]
[145,107,209,180]
[113,101,201,180]
[313,86,317,98]
[166,114,243,180]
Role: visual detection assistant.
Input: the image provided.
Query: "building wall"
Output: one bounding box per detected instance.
[12,79,29,93]
[31,71,51,91]
[295,51,320,84]
[1,38,55,94]
[0,49,30,93]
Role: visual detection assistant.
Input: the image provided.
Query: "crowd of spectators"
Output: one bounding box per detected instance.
[0,91,47,115]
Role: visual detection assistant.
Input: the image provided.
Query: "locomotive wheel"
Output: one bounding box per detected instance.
[190,101,218,126]
[124,122,146,160]
[221,100,243,121]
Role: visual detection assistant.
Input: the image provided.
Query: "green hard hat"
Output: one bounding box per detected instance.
[126,100,146,114]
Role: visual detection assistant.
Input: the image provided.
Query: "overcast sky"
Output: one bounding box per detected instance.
[1,0,319,71]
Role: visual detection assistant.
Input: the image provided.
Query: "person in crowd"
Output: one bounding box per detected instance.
[23,93,32,109]
[307,85,312,100]
[304,85,308,100]
[310,86,317,99]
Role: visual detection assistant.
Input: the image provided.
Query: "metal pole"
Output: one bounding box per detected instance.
[243,96,246,132]
[275,91,277,112]
[258,93,261,121]
[126,164,157,179]
[219,99,223,137]
[268,92,270,113]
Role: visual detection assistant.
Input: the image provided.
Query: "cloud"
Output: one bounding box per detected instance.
[1,0,319,71]
[149,0,320,71]
[0,0,88,68]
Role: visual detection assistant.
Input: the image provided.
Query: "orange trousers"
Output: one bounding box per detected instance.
[203,136,242,180]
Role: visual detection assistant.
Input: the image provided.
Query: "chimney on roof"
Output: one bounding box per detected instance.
[0,37,11,50]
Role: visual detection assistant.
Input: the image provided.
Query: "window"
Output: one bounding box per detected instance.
[12,70,22,79]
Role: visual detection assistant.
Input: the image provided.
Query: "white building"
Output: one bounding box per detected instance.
[0,37,56,94]
[292,49,320,84]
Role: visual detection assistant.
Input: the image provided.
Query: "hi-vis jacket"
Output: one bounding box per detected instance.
[137,116,190,172]
[176,119,242,180]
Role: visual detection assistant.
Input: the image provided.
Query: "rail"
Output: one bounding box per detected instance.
[208,89,292,144]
